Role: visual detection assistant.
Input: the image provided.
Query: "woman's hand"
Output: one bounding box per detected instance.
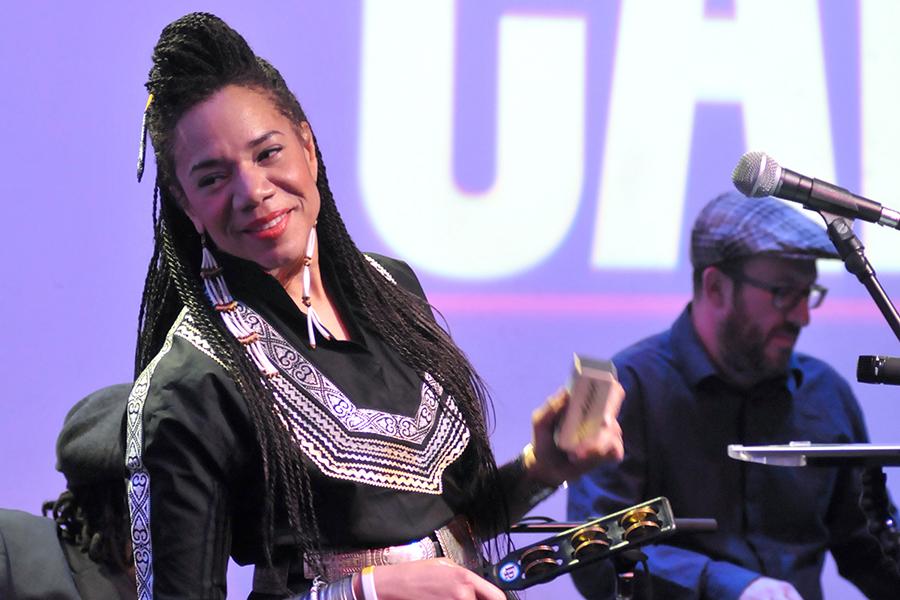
[526,386,625,487]
[367,559,507,600]
[738,577,804,600]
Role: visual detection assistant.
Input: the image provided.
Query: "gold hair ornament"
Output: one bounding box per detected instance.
[136,94,154,182]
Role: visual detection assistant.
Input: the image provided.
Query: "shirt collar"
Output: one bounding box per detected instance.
[670,304,719,389]
[213,250,367,349]
[671,303,803,392]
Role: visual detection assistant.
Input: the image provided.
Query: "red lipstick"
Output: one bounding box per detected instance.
[244,209,291,240]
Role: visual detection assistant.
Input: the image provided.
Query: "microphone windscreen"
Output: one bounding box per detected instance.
[732,151,781,197]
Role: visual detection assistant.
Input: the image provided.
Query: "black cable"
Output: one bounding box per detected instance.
[859,467,900,576]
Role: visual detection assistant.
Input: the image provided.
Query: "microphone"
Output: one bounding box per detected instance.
[732,151,900,229]
[857,355,900,385]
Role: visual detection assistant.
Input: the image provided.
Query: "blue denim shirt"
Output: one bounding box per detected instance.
[567,305,898,599]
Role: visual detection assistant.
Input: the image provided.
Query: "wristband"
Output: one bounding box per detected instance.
[361,565,378,600]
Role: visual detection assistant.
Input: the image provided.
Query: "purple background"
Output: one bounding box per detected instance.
[1,2,898,598]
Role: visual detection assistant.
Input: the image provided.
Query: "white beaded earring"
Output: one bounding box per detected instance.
[301,226,332,349]
[198,235,279,377]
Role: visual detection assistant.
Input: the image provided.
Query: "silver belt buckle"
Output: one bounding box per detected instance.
[383,537,437,564]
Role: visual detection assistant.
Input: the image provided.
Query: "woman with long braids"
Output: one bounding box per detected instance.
[128,12,623,600]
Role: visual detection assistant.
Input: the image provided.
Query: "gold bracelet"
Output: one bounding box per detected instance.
[518,443,559,504]
[523,442,538,472]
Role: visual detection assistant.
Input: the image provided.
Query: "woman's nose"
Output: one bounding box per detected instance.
[232,164,273,208]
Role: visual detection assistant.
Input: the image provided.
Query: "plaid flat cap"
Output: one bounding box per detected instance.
[690,191,839,270]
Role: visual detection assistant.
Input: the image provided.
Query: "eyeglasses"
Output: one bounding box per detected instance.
[724,271,828,310]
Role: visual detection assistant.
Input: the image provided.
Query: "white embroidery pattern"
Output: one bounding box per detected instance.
[126,309,188,600]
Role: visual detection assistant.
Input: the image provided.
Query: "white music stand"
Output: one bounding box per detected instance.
[728,442,900,467]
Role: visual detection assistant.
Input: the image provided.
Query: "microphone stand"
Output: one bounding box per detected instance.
[820,212,900,342]
[612,549,648,600]
[819,211,900,574]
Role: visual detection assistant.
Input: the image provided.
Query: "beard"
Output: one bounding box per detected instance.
[716,296,799,385]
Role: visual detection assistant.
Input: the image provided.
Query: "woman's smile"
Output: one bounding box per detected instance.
[242,208,292,239]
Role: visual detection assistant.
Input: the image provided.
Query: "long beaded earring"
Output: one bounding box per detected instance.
[301,226,332,349]
[198,234,278,377]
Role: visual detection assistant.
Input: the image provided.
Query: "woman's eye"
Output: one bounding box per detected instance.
[258,146,282,162]
[197,174,223,188]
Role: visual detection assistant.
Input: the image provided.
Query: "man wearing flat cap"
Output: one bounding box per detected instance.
[0,384,135,599]
[568,192,900,599]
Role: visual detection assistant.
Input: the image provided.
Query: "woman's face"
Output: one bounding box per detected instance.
[172,85,320,275]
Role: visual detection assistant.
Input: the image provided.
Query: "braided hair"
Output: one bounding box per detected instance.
[43,483,133,573]
[135,12,507,568]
